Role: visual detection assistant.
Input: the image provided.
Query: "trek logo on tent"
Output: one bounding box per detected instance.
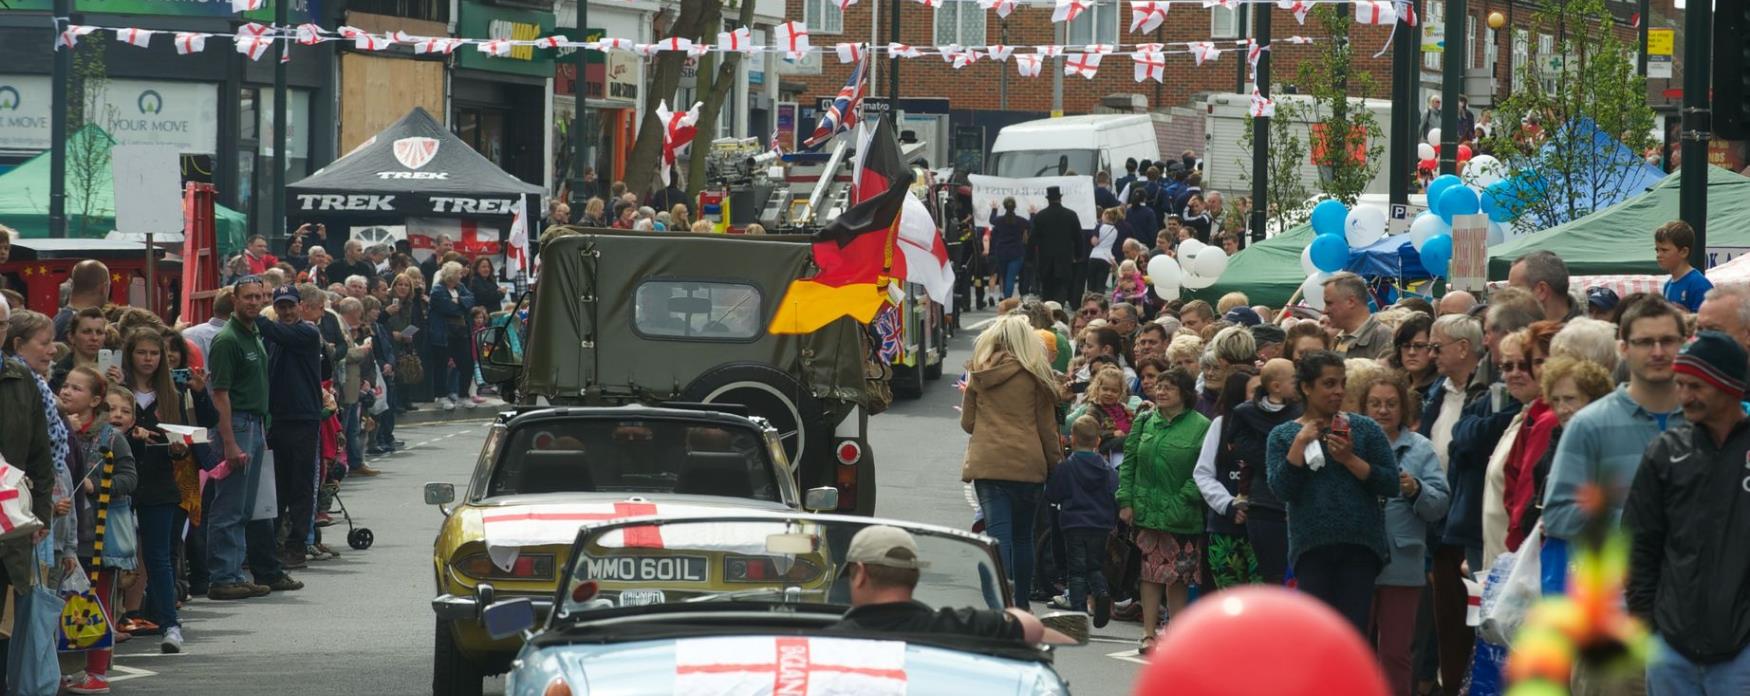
[376,171,449,180]
[296,194,396,211]
[429,197,515,215]
[393,137,440,169]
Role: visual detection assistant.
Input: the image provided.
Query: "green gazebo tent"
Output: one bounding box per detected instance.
[1488,167,1750,279]
[0,125,248,256]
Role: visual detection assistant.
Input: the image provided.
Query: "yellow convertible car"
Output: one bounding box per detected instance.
[425,404,838,696]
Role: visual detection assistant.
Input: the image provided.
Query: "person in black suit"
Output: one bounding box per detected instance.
[1028,186,1083,306]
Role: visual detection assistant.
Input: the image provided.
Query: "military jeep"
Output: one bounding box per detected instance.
[478,229,884,515]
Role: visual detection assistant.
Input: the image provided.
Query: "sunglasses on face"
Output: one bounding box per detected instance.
[1498,358,1544,374]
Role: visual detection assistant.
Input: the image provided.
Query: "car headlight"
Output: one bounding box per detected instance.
[1026,669,1070,696]
[453,552,556,582]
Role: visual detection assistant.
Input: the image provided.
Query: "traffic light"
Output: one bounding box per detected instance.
[1719,0,1750,139]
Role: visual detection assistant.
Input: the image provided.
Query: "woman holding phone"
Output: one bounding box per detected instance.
[1265,350,1399,632]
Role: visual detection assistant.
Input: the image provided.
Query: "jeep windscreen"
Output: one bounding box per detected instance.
[489,418,781,502]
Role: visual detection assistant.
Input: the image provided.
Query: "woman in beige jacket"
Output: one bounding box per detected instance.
[961,314,1063,608]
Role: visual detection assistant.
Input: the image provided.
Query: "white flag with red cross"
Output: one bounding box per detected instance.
[673,636,908,696]
[174,32,210,54]
[886,42,921,59]
[1129,1,1169,33]
[1132,50,1166,82]
[775,21,810,60]
[1249,89,1275,118]
[1016,53,1043,77]
[1064,51,1103,78]
[57,24,98,49]
[415,37,463,54]
[718,27,755,53]
[1355,0,1397,25]
[985,44,1013,62]
[295,23,325,45]
[977,0,1017,18]
[834,42,864,64]
[1035,44,1064,57]
[114,28,155,48]
[229,0,263,12]
[1052,0,1090,23]
[506,197,530,279]
[1188,40,1221,66]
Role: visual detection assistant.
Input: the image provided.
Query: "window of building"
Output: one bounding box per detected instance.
[934,1,987,46]
[1511,28,1528,92]
[1211,4,1241,39]
[1068,0,1118,45]
[1423,0,1444,71]
[1538,32,1558,92]
[1466,14,1478,69]
[805,0,844,35]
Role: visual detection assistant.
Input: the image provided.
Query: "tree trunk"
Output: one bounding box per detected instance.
[622,0,713,197]
[685,0,758,197]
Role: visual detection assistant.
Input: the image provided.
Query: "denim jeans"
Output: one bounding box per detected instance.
[1646,635,1750,695]
[136,502,180,629]
[974,479,1042,608]
[1063,528,1110,610]
[207,412,266,585]
[997,257,1024,299]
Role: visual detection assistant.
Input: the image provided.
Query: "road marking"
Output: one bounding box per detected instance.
[966,316,999,332]
[108,664,158,682]
[1105,649,1149,665]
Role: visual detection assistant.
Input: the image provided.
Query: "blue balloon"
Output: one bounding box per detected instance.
[1309,233,1350,273]
[1437,186,1481,221]
[1481,181,1515,223]
[1420,233,1454,277]
[1311,199,1349,237]
[1425,174,1464,211]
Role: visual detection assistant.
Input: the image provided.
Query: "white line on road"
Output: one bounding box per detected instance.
[966,316,999,332]
[108,664,161,683]
[1105,649,1149,665]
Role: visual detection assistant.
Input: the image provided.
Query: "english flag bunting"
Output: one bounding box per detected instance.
[1130,1,1169,33]
[977,0,1017,17]
[1188,41,1221,66]
[506,197,531,279]
[985,44,1013,61]
[1052,0,1090,23]
[1132,50,1166,82]
[1064,52,1103,79]
[1355,0,1397,24]
[802,54,867,149]
[835,42,864,64]
[656,100,702,185]
[236,35,273,61]
[295,23,324,44]
[355,32,394,51]
[657,36,694,52]
[57,24,97,49]
[718,27,754,53]
[230,0,263,12]
[416,37,463,54]
[174,32,209,54]
[1250,89,1275,118]
[1036,44,1064,57]
[114,27,154,47]
[887,43,921,58]
[1016,53,1043,77]
[775,21,810,60]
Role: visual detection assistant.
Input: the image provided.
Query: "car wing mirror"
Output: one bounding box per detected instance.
[424,482,456,516]
[803,486,839,512]
[481,597,536,640]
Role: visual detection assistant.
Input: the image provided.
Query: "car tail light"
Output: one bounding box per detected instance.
[835,466,857,511]
[835,440,862,466]
[570,580,599,603]
[453,553,556,581]
[723,556,823,583]
[542,677,573,696]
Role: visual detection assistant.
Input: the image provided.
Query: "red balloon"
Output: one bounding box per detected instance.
[1133,586,1390,696]
[1458,144,1474,162]
[1418,158,1437,171]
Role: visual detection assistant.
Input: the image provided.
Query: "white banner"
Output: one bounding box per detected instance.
[968,174,1099,229]
[0,75,219,153]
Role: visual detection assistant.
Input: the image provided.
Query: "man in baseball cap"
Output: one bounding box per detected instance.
[832,525,1077,644]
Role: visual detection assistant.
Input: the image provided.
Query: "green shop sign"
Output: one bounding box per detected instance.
[2,0,316,24]
[456,1,557,77]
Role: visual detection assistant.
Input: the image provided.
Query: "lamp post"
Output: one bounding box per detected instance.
[570,0,590,210]
[1438,0,1466,175]
[1678,0,1710,266]
[49,0,72,238]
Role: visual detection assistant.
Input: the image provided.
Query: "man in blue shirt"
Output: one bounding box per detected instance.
[1655,220,1713,312]
[1540,296,1688,592]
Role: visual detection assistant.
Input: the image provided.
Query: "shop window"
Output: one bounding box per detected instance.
[805,0,844,35]
[349,0,448,23]
[1423,0,1443,71]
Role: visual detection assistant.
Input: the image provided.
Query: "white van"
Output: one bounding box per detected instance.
[988,115,1159,179]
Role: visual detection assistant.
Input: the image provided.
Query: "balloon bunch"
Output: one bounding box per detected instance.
[1297,198,1388,310]
[1147,237,1229,302]
[1417,129,1477,171]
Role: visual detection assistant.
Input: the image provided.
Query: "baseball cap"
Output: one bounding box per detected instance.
[1586,286,1620,312]
[845,525,929,570]
[272,285,301,305]
[1224,306,1262,327]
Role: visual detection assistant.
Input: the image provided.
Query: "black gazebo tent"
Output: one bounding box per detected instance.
[287,107,542,220]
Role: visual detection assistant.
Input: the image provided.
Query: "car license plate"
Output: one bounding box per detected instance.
[619,589,666,607]
[580,555,709,583]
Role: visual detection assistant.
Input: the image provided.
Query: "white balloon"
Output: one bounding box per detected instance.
[1487,219,1509,246]
[1417,143,1436,161]
[1300,244,1319,275]
[1147,254,1181,287]
[1175,238,1207,264]
[1408,213,1450,252]
[1426,128,1441,148]
[1300,271,1331,311]
[1464,155,1506,188]
[1191,246,1229,279]
[1344,205,1388,249]
[1181,271,1220,290]
[1153,281,1180,301]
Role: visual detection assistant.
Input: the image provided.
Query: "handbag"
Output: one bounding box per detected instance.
[99,496,138,571]
[0,453,44,543]
[56,569,113,653]
[1480,523,1542,645]
[396,352,424,386]
[6,540,65,696]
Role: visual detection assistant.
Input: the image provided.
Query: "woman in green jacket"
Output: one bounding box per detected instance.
[1118,365,1210,653]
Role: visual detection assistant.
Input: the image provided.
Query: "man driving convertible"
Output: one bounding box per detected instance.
[831,526,1076,645]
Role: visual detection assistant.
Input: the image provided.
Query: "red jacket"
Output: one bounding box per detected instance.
[1503,399,1556,550]
[245,251,280,275]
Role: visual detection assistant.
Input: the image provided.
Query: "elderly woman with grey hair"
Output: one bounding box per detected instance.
[427,261,476,410]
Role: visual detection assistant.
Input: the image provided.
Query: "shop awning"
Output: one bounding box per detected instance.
[287,107,541,218]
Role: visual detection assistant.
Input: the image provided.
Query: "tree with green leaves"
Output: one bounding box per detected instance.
[1298,5,1385,205]
[1484,0,1653,233]
[67,32,114,235]
[685,0,759,196]
[1240,93,1311,236]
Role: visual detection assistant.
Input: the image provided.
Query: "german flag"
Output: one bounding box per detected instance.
[768,119,913,335]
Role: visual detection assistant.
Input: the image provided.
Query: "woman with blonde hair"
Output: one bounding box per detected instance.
[427,261,476,410]
[961,314,1062,608]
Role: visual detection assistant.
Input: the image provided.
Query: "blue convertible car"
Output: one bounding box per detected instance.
[474,512,1081,696]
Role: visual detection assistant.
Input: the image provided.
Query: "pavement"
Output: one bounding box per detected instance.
[114,308,1147,694]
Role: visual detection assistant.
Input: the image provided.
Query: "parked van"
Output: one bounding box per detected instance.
[988,115,1159,179]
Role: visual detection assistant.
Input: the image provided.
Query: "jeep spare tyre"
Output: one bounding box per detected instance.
[679,362,824,471]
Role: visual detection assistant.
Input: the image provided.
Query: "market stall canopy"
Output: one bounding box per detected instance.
[0,125,248,256]
[1707,252,1750,286]
[1520,118,1667,226]
[1488,166,1750,279]
[287,107,541,218]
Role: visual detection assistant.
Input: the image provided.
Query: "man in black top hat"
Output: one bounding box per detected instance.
[1029,186,1083,306]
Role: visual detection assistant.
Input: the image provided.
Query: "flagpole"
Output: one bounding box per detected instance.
[272,0,288,243]
[49,0,71,238]
[869,0,880,98]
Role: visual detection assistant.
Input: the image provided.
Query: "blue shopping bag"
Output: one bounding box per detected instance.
[6,540,66,696]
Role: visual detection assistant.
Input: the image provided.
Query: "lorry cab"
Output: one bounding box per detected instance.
[988,114,1160,179]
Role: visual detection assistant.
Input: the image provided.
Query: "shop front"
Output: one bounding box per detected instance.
[453,0,554,190]
[553,2,644,197]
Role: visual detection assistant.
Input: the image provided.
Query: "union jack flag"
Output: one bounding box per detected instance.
[873,303,902,366]
[802,55,867,150]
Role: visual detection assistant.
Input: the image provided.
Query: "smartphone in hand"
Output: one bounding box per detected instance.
[1330,413,1351,437]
